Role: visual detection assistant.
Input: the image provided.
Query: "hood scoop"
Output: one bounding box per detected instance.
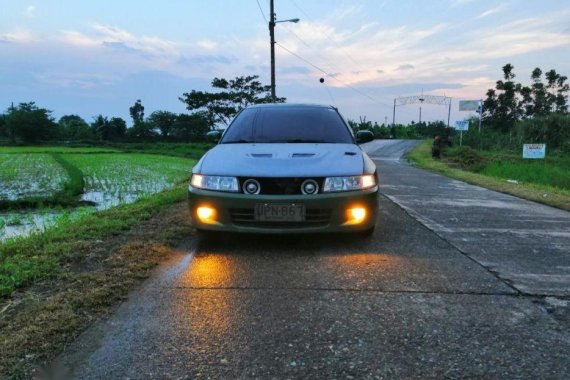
[344,151,357,156]
[291,153,316,158]
[250,153,273,158]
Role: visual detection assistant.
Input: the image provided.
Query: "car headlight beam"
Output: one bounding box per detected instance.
[323,174,376,192]
[190,174,239,192]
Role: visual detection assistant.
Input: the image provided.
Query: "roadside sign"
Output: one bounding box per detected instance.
[523,144,546,159]
[454,120,469,131]
[459,100,480,111]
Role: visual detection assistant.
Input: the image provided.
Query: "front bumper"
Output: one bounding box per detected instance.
[188,186,378,234]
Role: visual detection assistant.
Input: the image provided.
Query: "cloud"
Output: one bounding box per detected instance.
[279,66,312,74]
[376,70,384,74]
[61,30,100,47]
[0,30,36,44]
[102,41,141,54]
[451,0,477,7]
[61,24,180,58]
[396,64,415,71]
[477,5,506,18]
[25,5,36,17]
[197,39,217,51]
[178,55,236,65]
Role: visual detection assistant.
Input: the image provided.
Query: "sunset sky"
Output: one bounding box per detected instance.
[1,0,569,126]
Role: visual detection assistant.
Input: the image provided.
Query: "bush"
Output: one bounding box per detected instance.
[445,145,486,170]
[515,113,570,151]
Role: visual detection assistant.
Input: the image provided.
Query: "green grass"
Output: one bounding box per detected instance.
[479,156,570,190]
[407,140,570,211]
[50,153,85,200]
[0,184,189,298]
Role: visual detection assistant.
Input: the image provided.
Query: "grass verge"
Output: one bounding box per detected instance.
[0,185,193,378]
[406,140,570,211]
[50,153,85,201]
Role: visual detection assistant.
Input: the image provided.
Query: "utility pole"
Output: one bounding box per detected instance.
[478,100,483,133]
[392,99,396,126]
[447,101,451,128]
[269,0,276,102]
[418,95,425,124]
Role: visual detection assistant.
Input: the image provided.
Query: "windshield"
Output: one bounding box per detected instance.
[221,106,354,144]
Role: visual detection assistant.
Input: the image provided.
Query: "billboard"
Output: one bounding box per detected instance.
[523,144,546,159]
[454,120,469,131]
[459,100,480,111]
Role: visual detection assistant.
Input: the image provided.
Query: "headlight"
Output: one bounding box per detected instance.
[323,174,376,192]
[190,174,239,192]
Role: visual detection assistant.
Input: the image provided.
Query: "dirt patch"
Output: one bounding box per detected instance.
[0,202,194,378]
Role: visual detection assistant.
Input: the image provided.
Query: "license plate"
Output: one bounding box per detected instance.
[255,203,306,222]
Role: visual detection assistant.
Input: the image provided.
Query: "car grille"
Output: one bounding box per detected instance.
[238,177,325,195]
[230,208,332,228]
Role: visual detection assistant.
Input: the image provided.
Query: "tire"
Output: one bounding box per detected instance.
[195,228,219,241]
[359,226,375,237]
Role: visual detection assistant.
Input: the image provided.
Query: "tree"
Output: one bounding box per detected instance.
[530,68,549,116]
[127,121,157,139]
[129,99,145,127]
[59,115,95,140]
[147,110,177,138]
[180,75,285,126]
[483,64,521,132]
[91,115,110,140]
[4,102,58,143]
[108,117,127,139]
[91,115,126,141]
[0,112,6,138]
[172,112,210,142]
[483,64,568,131]
[544,69,569,113]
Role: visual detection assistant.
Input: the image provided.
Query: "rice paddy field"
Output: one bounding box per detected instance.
[0,154,68,200]
[0,147,196,241]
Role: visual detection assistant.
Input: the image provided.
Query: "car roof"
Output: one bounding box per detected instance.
[246,103,336,110]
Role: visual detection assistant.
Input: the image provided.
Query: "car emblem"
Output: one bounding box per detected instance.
[301,179,319,195]
[243,179,261,194]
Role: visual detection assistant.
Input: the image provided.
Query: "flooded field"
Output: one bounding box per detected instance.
[0,149,194,241]
[0,154,68,200]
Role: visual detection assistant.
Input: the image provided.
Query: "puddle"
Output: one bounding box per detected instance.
[0,211,64,240]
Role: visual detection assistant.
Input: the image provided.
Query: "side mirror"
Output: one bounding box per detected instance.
[356,130,374,144]
[206,130,223,143]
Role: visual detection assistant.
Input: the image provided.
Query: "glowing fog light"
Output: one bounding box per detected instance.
[196,206,216,224]
[345,207,367,225]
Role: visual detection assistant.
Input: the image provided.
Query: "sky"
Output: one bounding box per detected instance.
[1,0,569,127]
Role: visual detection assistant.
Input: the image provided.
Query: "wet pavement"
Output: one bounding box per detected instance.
[56,140,570,379]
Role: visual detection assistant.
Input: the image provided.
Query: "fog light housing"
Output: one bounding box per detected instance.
[345,207,367,225]
[196,206,217,224]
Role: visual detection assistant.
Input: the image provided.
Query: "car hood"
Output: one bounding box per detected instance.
[195,143,365,177]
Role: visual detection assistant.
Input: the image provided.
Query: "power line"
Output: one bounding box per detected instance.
[255,0,268,23]
[275,42,393,109]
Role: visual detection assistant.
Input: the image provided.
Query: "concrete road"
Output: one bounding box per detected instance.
[57,140,570,379]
